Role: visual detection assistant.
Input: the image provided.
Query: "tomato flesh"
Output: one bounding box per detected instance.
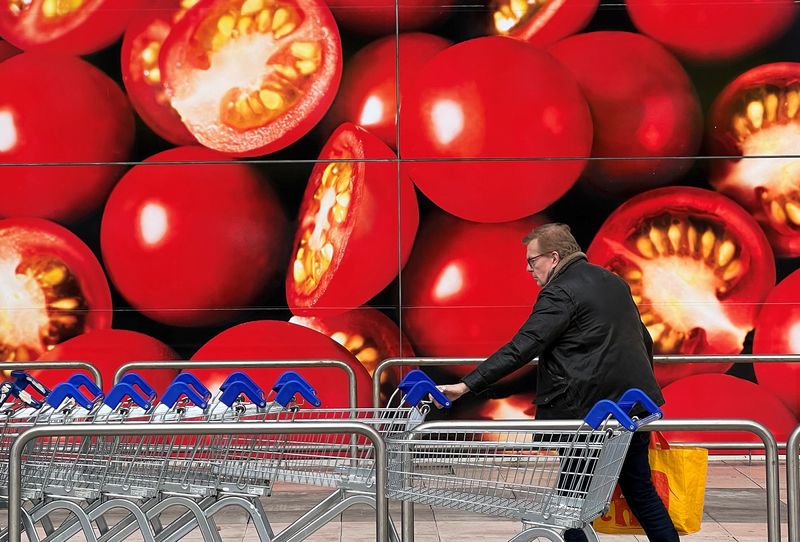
[586,187,775,385]
[491,0,597,46]
[708,63,800,257]
[287,123,419,316]
[0,218,111,363]
[161,0,342,156]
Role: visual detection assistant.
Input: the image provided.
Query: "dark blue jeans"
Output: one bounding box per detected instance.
[564,431,679,542]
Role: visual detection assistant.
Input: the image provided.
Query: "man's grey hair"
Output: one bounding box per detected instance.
[522,223,582,257]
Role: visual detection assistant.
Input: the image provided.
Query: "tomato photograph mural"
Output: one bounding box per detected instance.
[2,0,800,441]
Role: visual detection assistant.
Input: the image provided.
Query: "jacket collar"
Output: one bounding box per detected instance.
[544,251,587,287]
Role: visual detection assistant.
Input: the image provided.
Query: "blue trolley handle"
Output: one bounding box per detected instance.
[272,371,316,393]
[118,373,157,402]
[274,379,321,408]
[11,370,50,398]
[403,380,451,409]
[220,379,267,408]
[584,388,664,431]
[170,373,211,402]
[160,381,209,409]
[396,369,432,394]
[219,371,260,392]
[45,382,97,411]
[66,374,104,402]
[105,382,153,410]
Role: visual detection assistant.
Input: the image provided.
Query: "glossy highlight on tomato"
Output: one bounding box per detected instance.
[586,187,776,386]
[121,0,197,146]
[191,320,373,407]
[36,329,180,397]
[161,0,342,156]
[402,211,544,379]
[707,63,800,257]
[490,0,597,47]
[101,146,288,327]
[0,53,134,223]
[0,0,150,55]
[0,218,112,363]
[752,269,800,417]
[548,31,702,194]
[287,123,419,316]
[399,36,592,223]
[626,0,798,62]
[324,32,451,149]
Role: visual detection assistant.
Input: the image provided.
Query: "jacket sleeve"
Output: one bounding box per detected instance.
[461,286,573,395]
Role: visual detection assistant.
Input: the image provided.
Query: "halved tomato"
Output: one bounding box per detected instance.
[490,0,597,47]
[0,0,150,55]
[0,218,112,363]
[586,187,776,386]
[121,0,198,145]
[160,0,342,156]
[290,307,415,403]
[707,63,800,257]
[286,123,419,316]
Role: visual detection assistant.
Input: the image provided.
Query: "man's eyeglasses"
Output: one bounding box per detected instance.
[527,252,553,268]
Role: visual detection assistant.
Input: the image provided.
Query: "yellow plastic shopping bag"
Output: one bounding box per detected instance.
[593,432,708,535]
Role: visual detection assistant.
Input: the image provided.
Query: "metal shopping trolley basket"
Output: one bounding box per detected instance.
[386,388,663,542]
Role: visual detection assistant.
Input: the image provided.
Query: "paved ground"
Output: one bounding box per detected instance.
[1,459,789,541]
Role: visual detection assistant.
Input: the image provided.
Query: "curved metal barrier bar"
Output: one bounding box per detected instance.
[7,421,388,542]
[375,355,800,408]
[2,361,102,389]
[398,418,779,542]
[114,359,358,410]
[788,425,800,542]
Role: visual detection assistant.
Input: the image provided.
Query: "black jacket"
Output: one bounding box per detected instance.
[461,253,664,419]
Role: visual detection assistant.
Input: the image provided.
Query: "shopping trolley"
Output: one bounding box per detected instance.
[386,388,664,542]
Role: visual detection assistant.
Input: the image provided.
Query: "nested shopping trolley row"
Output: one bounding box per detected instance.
[1,367,663,542]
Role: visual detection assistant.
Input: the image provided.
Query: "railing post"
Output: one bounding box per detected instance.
[788,425,800,542]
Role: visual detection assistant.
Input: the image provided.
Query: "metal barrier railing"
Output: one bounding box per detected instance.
[114,359,358,410]
[786,425,800,542]
[397,418,780,542]
[374,355,800,408]
[2,361,102,389]
[5,421,389,542]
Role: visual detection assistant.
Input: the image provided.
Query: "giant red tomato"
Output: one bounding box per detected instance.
[35,329,180,397]
[490,0,597,47]
[325,0,450,35]
[626,0,798,62]
[707,63,800,257]
[0,0,150,55]
[0,218,112,363]
[290,307,415,403]
[160,0,342,156]
[0,53,134,223]
[752,269,800,417]
[548,32,702,194]
[286,123,418,316]
[101,146,288,327]
[324,32,451,149]
[586,187,775,386]
[661,374,797,446]
[401,212,545,379]
[121,0,197,145]
[399,37,592,223]
[191,320,373,407]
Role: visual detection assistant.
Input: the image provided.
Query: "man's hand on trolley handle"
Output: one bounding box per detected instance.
[431,383,470,408]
